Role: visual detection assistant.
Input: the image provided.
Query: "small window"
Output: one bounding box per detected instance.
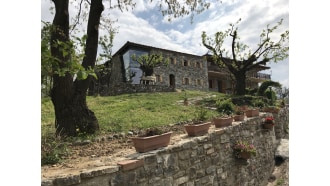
[170,57,175,65]
[183,60,188,66]
[196,62,202,68]
[197,79,202,86]
[184,78,189,85]
[156,75,162,82]
[209,80,213,88]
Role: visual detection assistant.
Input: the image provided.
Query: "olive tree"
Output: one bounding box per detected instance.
[202,18,289,95]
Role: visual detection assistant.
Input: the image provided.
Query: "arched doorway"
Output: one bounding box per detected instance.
[169,74,175,87]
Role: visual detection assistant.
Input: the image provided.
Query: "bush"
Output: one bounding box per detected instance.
[41,137,69,165]
[231,95,254,106]
[193,106,208,122]
[216,99,235,116]
[253,99,265,109]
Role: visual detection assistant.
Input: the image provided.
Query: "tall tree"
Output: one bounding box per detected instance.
[44,0,217,137]
[202,18,289,95]
[131,53,169,76]
[50,0,103,136]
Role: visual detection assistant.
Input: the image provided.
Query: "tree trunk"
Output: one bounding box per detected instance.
[234,71,247,95]
[50,0,103,137]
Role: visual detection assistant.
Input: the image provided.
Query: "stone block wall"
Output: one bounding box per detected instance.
[95,83,175,96]
[153,51,209,92]
[42,110,289,186]
[273,107,289,139]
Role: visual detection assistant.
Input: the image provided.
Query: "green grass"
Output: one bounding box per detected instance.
[41,90,229,137]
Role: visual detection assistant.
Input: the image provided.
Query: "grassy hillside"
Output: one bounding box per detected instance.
[41,90,229,137]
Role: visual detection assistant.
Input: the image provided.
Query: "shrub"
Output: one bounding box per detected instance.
[253,99,265,109]
[231,95,254,106]
[216,99,235,116]
[41,137,69,165]
[193,106,208,122]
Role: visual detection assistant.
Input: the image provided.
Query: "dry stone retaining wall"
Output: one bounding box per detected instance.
[42,109,289,186]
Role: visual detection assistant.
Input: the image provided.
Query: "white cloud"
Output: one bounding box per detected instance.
[41,0,289,87]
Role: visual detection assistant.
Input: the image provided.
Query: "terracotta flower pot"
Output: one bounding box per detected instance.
[238,151,252,160]
[263,122,275,130]
[184,122,211,137]
[245,109,259,117]
[233,114,245,121]
[130,132,172,153]
[263,107,280,113]
[213,117,233,128]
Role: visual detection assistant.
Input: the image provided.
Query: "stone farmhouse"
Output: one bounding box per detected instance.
[88,41,270,96]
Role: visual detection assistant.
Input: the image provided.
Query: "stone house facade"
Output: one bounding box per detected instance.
[108,41,209,92]
[89,41,271,95]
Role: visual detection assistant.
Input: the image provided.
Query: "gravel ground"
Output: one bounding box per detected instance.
[267,159,289,186]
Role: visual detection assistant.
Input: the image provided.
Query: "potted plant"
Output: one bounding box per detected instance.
[130,127,172,153]
[184,106,211,137]
[262,106,280,113]
[232,140,257,160]
[233,107,245,122]
[262,116,275,129]
[245,107,260,117]
[213,99,234,128]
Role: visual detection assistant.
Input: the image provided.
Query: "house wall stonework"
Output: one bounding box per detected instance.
[42,109,289,186]
[103,42,209,95]
[153,50,209,92]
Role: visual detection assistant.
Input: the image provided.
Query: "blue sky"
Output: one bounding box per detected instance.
[41,0,289,88]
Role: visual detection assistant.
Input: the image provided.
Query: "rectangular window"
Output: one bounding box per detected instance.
[196,62,202,68]
[197,79,202,86]
[184,78,189,85]
[170,57,175,65]
[183,60,188,66]
[209,80,213,88]
[156,75,161,82]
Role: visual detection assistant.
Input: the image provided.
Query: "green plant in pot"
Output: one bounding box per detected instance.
[130,127,172,153]
[216,99,235,116]
[184,106,211,137]
[213,99,235,128]
[233,106,245,121]
[233,140,256,160]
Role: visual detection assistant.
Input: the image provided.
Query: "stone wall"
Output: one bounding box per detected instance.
[152,50,209,92]
[93,83,175,96]
[42,109,288,186]
[274,107,289,139]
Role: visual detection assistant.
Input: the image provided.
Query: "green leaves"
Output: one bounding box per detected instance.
[41,23,98,81]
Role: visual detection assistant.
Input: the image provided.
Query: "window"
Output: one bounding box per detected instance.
[183,60,188,66]
[196,79,202,86]
[122,49,147,84]
[170,57,176,65]
[156,75,162,82]
[196,62,202,68]
[209,80,213,88]
[184,78,189,85]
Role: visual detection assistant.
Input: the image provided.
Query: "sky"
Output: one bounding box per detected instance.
[41,0,289,88]
[1,1,330,185]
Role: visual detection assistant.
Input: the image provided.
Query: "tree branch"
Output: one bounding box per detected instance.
[70,0,84,34]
